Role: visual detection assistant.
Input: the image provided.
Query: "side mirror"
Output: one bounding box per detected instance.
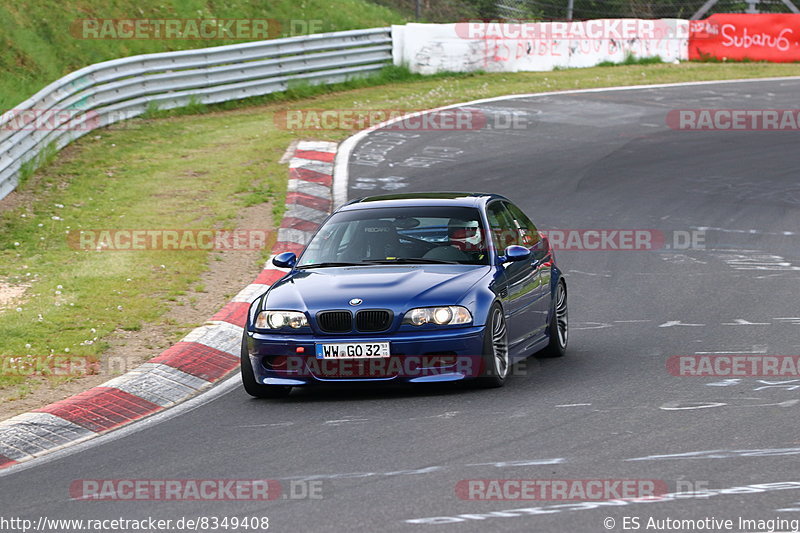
[272,252,297,269]
[498,245,531,264]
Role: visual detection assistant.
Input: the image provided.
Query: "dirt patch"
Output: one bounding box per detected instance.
[0,281,30,312]
[0,201,273,421]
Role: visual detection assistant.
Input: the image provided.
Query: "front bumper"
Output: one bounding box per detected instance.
[246,326,487,385]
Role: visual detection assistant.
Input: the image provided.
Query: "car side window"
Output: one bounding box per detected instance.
[487,202,517,252]
[504,202,540,248]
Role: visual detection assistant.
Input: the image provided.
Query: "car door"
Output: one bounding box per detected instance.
[505,201,550,341]
[486,201,537,353]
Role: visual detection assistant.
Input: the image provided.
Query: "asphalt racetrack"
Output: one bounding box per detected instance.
[3,78,800,533]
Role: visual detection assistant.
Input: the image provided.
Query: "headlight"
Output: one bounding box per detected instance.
[403,306,472,326]
[255,310,308,330]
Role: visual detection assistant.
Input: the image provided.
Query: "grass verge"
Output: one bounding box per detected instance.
[0,0,406,109]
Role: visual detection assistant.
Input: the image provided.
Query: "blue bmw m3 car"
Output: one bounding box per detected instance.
[241,192,568,398]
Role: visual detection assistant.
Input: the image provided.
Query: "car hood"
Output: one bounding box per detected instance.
[263,265,491,313]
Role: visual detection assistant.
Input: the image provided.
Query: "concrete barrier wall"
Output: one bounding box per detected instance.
[393,20,690,74]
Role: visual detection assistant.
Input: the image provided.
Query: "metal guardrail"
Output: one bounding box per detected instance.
[0,28,392,200]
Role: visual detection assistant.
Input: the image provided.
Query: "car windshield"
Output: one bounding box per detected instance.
[298,206,489,267]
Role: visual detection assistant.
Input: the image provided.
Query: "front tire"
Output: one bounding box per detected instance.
[540,280,568,358]
[476,303,510,388]
[240,332,292,398]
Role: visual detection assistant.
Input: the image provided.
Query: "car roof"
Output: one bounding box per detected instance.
[339,192,507,211]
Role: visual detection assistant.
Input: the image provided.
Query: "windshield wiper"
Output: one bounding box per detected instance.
[361,258,461,265]
[296,262,368,269]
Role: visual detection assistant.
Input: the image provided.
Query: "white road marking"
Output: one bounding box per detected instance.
[660,253,707,264]
[627,447,800,461]
[659,321,705,327]
[283,457,567,483]
[571,322,613,330]
[566,270,612,277]
[706,379,742,387]
[695,347,768,354]
[704,379,800,392]
[660,398,798,410]
[237,422,295,428]
[284,465,444,482]
[754,380,800,391]
[759,399,800,407]
[776,502,800,512]
[409,411,460,420]
[696,226,797,237]
[722,319,771,326]
[716,252,800,271]
[660,401,727,410]
[466,458,564,467]
[324,418,371,426]
[405,481,800,525]
[756,273,788,279]
[334,76,800,207]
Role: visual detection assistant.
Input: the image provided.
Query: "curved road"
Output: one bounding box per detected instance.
[3,78,800,532]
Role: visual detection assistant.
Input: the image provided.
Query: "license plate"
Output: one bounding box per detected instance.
[315,342,390,359]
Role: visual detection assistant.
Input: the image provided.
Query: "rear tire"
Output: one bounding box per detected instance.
[241,332,292,398]
[475,303,509,388]
[540,280,568,358]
